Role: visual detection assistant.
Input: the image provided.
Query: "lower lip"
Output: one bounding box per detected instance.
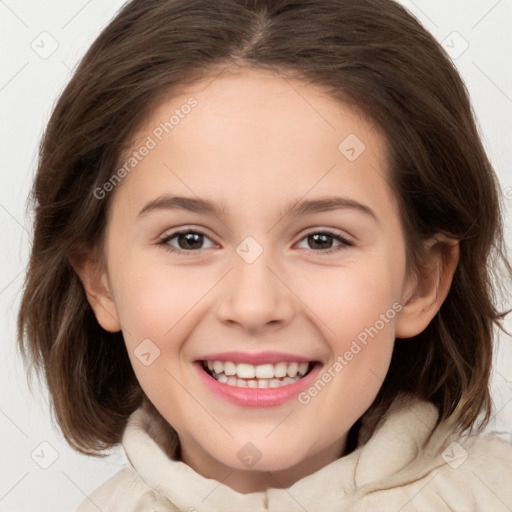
[195,362,321,407]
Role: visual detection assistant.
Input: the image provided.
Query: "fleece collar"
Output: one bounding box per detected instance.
[122,395,442,512]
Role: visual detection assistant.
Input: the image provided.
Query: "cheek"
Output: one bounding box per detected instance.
[109,262,206,401]
[109,254,219,351]
[295,258,402,344]
[296,268,399,425]
[290,249,403,401]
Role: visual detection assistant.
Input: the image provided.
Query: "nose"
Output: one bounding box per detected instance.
[215,246,296,334]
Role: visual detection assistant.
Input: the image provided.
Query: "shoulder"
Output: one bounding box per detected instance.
[354,395,512,511]
[76,404,182,511]
[427,432,512,511]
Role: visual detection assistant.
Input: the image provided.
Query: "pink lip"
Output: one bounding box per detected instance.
[196,351,313,365]
[194,361,321,407]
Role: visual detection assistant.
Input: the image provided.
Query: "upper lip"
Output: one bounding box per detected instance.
[196,351,315,365]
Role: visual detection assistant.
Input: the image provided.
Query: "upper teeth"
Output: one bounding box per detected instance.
[206,360,309,379]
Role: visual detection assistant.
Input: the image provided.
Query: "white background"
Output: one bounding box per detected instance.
[1,1,511,511]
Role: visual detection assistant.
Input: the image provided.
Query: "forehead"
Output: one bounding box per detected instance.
[146,68,382,154]
[113,68,395,221]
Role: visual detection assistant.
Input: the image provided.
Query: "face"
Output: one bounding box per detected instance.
[86,68,423,492]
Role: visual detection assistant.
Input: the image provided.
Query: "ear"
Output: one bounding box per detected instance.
[69,253,122,333]
[395,236,459,338]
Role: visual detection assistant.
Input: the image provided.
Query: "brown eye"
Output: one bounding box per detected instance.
[297,230,353,253]
[307,233,335,250]
[160,230,216,251]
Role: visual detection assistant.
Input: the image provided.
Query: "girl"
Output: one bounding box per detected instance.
[18,0,512,510]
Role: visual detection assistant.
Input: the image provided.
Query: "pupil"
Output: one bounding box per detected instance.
[179,232,203,250]
[309,233,332,250]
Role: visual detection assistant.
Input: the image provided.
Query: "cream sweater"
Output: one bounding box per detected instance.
[77,395,512,511]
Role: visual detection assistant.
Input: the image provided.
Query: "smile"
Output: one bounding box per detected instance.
[201,360,311,388]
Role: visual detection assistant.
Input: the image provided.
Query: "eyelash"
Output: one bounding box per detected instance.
[157,228,354,255]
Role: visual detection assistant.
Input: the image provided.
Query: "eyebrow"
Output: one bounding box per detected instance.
[137,195,377,221]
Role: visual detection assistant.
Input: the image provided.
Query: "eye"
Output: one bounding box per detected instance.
[158,229,216,252]
[296,230,353,254]
[157,228,353,255]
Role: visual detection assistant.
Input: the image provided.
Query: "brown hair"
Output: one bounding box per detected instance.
[18,0,510,454]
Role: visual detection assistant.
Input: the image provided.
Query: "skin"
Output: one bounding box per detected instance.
[75,67,459,493]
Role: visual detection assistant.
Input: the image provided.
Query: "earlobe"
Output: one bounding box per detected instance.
[395,236,459,338]
[68,254,122,333]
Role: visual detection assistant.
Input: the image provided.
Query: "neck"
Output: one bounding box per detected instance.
[179,434,348,494]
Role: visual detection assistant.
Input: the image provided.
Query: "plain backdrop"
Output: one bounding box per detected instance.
[1,1,511,511]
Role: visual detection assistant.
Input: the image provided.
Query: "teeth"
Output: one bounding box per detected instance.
[274,362,288,378]
[255,364,274,379]
[203,359,312,388]
[237,363,255,379]
[298,362,308,376]
[224,361,237,376]
[206,360,311,380]
[287,362,299,378]
[257,379,269,389]
[269,378,281,388]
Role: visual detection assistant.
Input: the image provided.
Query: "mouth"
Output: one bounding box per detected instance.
[200,359,315,389]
